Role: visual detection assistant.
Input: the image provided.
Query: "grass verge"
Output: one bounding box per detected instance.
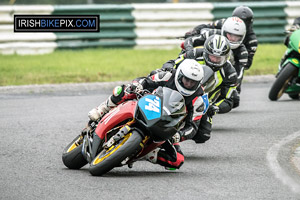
[0,44,286,86]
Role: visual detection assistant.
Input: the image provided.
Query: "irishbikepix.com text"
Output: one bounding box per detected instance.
[14,15,99,32]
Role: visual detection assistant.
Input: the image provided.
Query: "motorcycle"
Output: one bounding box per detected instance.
[268,29,300,101]
[62,87,209,176]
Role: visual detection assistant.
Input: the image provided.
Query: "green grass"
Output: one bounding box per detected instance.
[244,44,286,76]
[0,44,286,86]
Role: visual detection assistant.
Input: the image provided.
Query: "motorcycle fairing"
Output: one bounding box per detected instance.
[137,95,161,121]
[283,57,300,68]
[289,29,300,54]
[95,101,137,139]
[201,93,209,114]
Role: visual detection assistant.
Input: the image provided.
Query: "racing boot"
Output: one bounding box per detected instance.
[88,96,116,121]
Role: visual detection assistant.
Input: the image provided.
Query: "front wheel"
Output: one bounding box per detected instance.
[269,63,298,101]
[62,135,88,169]
[89,130,143,176]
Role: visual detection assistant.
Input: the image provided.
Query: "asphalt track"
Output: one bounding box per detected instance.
[1,80,300,200]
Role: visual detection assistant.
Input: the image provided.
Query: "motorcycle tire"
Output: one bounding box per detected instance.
[268,63,298,101]
[62,135,88,169]
[89,130,143,176]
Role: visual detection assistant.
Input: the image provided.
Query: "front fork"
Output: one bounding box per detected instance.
[82,120,138,164]
[81,120,100,163]
[278,58,300,94]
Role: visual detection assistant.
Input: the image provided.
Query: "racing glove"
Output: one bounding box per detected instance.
[207,105,219,118]
[184,49,196,59]
[125,82,143,94]
[184,30,198,39]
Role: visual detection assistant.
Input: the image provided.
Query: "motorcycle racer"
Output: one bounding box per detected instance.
[183,17,248,108]
[88,59,208,169]
[160,35,237,144]
[284,17,300,46]
[279,17,300,67]
[185,6,257,71]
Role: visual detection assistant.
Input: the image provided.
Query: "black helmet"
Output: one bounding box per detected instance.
[232,6,254,28]
[203,34,230,71]
[293,17,300,26]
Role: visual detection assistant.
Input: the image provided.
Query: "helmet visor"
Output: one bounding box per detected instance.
[178,71,201,91]
[225,32,243,43]
[182,76,198,89]
[207,53,227,66]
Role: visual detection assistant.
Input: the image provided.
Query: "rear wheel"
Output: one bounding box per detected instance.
[62,135,87,169]
[89,130,143,176]
[269,63,298,101]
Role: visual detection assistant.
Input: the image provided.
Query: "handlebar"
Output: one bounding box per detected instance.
[134,89,151,99]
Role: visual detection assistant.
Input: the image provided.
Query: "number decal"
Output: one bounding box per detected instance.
[138,95,161,120]
[145,98,160,113]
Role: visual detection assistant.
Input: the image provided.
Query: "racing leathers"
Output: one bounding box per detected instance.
[160,47,237,143]
[184,29,248,84]
[184,29,247,107]
[185,18,258,70]
[93,69,207,169]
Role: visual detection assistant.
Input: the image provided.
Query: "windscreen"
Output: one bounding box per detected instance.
[159,87,186,117]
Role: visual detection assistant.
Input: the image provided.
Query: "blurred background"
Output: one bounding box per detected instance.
[1,0,300,55]
[1,0,300,86]
[1,0,297,5]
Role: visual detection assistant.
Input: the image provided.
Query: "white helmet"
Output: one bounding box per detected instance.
[175,59,204,96]
[221,17,246,49]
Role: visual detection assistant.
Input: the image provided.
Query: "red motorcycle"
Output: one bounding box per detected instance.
[62,87,190,176]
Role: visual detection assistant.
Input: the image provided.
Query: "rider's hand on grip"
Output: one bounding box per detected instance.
[185,49,196,59]
[289,24,300,32]
[125,82,143,94]
[184,30,197,39]
[207,105,219,118]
